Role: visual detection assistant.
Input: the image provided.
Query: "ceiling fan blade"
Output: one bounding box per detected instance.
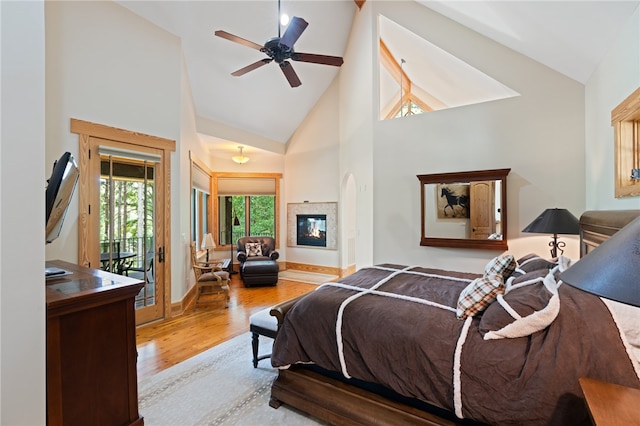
[280,16,308,49]
[231,59,273,76]
[280,61,302,88]
[214,30,263,51]
[293,52,344,67]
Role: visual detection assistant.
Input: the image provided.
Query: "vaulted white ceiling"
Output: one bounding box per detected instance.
[118,1,639,153]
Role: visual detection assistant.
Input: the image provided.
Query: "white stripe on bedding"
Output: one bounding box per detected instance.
[454,316,473,419]
[335,269,405,378]
[321,282,457,313]
[494,294,523,320]
[369,265,475,283]
[333,266,470,379]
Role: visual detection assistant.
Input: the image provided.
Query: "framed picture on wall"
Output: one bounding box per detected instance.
[436,183,470,219]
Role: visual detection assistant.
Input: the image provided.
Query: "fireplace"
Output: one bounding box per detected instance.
[296,214,327,247]
[287,202,337,250]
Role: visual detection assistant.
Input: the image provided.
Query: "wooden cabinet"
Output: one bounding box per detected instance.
[46,260,144,426]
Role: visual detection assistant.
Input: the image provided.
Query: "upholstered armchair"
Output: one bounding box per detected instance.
[236,236,279,266]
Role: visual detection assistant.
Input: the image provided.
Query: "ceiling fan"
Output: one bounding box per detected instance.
[214,2,344,88]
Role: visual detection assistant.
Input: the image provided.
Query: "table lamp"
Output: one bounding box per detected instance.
[522,208,580,258]
[559,215,640,307]
[202,233,216,263]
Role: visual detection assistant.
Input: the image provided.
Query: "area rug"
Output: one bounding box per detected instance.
[138,332,327,425]
[278,270,338,285]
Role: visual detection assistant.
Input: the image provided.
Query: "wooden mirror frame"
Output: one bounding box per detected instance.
[417,168,510,250]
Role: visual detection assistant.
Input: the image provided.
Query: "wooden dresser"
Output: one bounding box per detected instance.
[46,260,144,426]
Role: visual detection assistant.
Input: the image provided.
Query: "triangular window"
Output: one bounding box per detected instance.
[379,14,519,120]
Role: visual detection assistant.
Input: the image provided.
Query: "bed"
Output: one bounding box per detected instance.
[268,210,640,425]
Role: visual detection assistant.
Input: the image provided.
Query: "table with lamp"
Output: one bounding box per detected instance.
[522,208,581,258]
[201,233,230,271]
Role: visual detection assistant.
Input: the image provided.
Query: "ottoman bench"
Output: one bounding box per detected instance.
[249,307,278,368]
[241,259,279,287]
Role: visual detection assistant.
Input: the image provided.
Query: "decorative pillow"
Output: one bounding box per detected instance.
[245,242,263,257]
[484,254,517,279]
[456,273,505,319]
[512,254,558,276]
[479,269,559,340]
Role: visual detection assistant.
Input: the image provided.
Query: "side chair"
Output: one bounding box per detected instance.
[189,242,230,308]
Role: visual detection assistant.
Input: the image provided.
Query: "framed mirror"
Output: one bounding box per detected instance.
[417,168,510,250]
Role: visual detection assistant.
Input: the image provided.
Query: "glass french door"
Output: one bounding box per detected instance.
[91,139,165,325]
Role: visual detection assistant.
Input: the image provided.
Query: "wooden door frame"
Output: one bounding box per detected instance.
[71,118,176,322]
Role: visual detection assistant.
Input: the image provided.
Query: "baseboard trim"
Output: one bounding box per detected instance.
[284,262,341,277]
[343,264,356,276]
[170,284,196,317]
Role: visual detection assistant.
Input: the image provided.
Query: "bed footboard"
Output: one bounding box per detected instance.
[269,294,306,329]
[270,367,461,426]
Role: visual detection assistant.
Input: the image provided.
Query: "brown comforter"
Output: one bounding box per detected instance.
[271,264,640,425]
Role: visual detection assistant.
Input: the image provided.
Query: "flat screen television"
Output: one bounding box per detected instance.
[45,152,79,244]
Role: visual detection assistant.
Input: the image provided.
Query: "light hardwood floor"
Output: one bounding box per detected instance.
[136,273,317,381]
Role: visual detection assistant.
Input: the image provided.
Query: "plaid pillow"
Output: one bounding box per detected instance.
[245,242,263,257]
[484,254,516,279]
[457,273,505,319]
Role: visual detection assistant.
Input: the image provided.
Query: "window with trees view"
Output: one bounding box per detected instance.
[219,195,275,245]
[213,173,282,249]
[99,158,155,262]
[191,188,209,249]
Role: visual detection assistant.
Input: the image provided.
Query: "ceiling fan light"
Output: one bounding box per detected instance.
[280,13,289,26]
[232,146,250,164]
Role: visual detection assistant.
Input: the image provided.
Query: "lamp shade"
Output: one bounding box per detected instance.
[522,208,580,235]
[559,215,640,307]
[232,146,249,164]
[201,233,216,250]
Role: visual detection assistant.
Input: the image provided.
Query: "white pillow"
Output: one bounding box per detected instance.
[245,242,263,257]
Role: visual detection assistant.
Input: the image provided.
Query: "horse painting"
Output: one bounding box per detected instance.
[439,185,470,218]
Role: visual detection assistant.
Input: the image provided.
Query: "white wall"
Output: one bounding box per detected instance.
[339,2,376,269]
[45,0,182,264]
[0,1,47,423]
[285,78,342,268]
[586,6,640,211]
[176,55,200,302]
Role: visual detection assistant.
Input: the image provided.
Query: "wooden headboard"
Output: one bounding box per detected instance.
[579,210,640,257]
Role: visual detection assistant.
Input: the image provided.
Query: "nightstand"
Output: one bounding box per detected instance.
[579,377,640,425]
